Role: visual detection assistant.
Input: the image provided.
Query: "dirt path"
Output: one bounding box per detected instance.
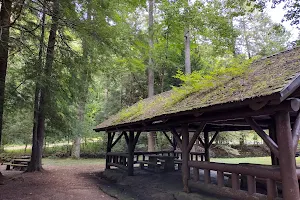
[0,164,115,200]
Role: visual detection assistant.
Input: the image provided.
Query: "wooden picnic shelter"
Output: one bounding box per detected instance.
[94,47,300,200]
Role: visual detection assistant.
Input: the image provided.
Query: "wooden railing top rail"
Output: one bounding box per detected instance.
[189,161,282,181]
[106,152,129,157]
[190,152,205,155]
[133,151,174,155]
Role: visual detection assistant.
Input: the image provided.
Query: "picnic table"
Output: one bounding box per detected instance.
[148,155,175,172]
[2,156,31,170]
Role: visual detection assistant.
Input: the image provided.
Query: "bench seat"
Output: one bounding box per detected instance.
[107,163,128,171]
[137,160,161,172]
[2,163,28,170]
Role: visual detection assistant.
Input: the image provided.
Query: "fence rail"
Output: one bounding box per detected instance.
[189,161,283,199]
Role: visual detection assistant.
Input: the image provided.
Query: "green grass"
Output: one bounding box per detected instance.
[40,157,300,167]
[42,158,105,166]
[212,156,300,165]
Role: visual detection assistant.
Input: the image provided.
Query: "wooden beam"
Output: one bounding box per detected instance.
[111,132,116,142]
[96,99,300,132]
[245,117,279,158]
[181,125,190,193]
[249,100,268,111]
[198,136,205,147]
[269,120,279,166]
[106,132,112,169]
[133,131,141,149]
[275,111,300,200]
[127,131,135,176]
[187,123,206,152]
[162,131,174,148]
[111,132,124,148]
[204,131,210,161]
[170,128,182,150]
[208,131,219,148]
[292,112,300,153]
[123,131,129,146]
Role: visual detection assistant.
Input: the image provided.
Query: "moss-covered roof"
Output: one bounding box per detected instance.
[95,47,300,131]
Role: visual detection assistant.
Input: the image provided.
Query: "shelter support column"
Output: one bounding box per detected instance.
[275,111,300,200]
[269,121,279,166]
[204,131,210,162]
[106,132,112,169]
[182,125,190,192]
[127,131,135,176]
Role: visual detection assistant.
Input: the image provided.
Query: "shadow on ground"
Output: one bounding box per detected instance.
[85,169,231,200]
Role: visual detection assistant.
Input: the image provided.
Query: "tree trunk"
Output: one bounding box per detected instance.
[0,0,12,150]
[28,0,59,172]
[242,16,251,59]
[71,6,91,158]
[184,27,191,75]
[147,0,156,152]
[72,137,81,158]
[28,0,46,172]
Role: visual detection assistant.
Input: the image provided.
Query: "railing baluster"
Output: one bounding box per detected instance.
[217,171,224,187]
[247,175,256,194]
[232,173,240,190]
[267,179,277,199]
[193,167,199,181]
[204,169,211,184]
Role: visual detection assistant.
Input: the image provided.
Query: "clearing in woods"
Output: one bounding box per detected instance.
[0,159,114,200]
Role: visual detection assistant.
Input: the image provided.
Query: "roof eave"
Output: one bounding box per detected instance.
[94,92,282,132]
[280,73,300,102]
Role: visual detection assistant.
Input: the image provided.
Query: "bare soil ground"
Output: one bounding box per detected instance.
[0,164,115,200]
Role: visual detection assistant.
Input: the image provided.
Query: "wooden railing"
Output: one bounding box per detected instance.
[106,152,129,170]
[189,161,282,199]
[106,151,206,172]
[134,151,175,162]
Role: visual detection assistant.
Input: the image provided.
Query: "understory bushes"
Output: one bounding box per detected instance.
[1,141,271,159]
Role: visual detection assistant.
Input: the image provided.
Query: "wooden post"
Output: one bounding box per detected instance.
[247,175,256,194]
[182,125,190,192]
[267,179,277,199]
[204,131,210,162]
[193,167,199,181]
[217,171,224,187]
[231,173,240,190]
[106,132,112,169]
[275,111,300,200]
[269,121,279,165]
[127,131,135,176]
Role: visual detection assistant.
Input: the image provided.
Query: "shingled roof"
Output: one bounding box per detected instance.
[95,47,300,132]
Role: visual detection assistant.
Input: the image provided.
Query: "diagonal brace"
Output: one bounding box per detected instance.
[163,131,175,148]
[208,131,219,148]
[170,128,182,150]
[245,117,279,158]
[111,132,124,148]
[187,122,206,151]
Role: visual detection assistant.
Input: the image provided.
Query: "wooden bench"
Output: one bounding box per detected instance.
[137,160,161,172]
[107,163,128,171]
[174,159,182,170]
[2,163,28,170]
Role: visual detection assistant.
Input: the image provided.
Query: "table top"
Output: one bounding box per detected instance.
[13,158,31,162]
